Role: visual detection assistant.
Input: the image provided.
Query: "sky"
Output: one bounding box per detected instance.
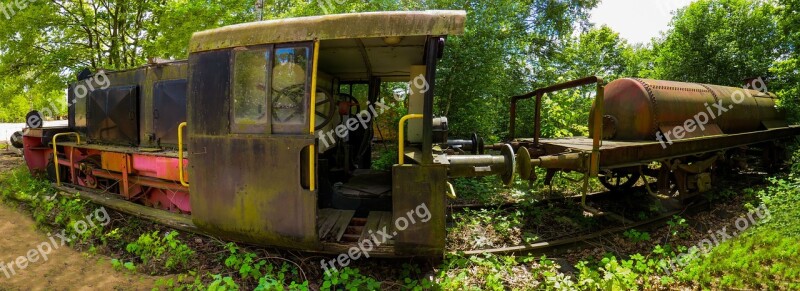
[589,0,696,44]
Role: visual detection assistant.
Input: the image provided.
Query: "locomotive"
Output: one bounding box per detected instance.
[17,10,800,257]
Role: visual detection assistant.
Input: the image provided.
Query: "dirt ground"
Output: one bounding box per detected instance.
[0,151,165,290]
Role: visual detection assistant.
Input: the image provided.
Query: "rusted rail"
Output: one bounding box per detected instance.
[455,199,708,256]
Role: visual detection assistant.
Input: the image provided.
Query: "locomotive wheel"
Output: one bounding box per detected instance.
[45,158,57,182]
[77,155,102,189]
[45,155,65,183]
[10,131,23,149]
[599,170,640,192]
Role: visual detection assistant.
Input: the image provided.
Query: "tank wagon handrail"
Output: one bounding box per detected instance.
[52,132,82,186]
[398,114,424,165]
[178,122,189,187]
[508,76,604,176]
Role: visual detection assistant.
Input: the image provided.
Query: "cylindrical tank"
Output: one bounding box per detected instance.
[592,78,782,141]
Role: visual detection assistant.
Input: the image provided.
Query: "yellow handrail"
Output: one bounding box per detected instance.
[397,114,423,165]
[178,122,189,187]
[52,132,81,186]
[308,39,320,191]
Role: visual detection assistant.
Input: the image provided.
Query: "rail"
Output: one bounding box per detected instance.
[52,132,81,186]
[508,76,605,177]
[178,122,189,187]
[397,114,424,165]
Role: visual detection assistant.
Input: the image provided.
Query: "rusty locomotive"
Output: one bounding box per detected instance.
[17,10,800,257]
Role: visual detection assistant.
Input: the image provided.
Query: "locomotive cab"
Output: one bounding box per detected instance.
[186,11,466,255]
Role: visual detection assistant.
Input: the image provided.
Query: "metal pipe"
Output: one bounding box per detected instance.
[507,76,604,176]
[178,122,189,187]
[422,37,441,164]
[446,155,507,177]
[534,92,543,144]
[590,79,604,177]
[398,114,424,165]
[92,169,189,192]
[52,132,81,186]
[309,39,320,191]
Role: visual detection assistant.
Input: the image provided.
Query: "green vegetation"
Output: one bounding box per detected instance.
[125,231,196,273]
[3,0,800,289]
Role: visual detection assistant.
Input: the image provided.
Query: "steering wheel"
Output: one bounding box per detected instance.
[271,84,306,122]
[314,88,336,130]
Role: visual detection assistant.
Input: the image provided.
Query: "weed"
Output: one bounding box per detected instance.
[371,146,397,171]
[321,267,381,290]
[623,229,651,243]
[667,215,690,239]
[125,231,195,273]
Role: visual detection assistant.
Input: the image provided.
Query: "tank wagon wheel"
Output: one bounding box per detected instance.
[599,169,640,192]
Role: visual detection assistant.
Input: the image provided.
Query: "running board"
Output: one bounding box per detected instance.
[54,184,202,235]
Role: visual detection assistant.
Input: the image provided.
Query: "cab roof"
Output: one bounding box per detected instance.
[189,10,467,53]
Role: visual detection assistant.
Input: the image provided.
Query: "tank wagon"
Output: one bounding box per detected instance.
[18,11,800,257]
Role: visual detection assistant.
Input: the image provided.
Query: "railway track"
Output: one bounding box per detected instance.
[453,199,707,256]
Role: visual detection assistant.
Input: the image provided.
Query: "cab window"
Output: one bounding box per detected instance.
[271,46,310,133]
[231,46,271,133]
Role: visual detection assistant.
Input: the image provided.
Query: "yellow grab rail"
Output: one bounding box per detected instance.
[52,132,81,186]
[178,122,189,187]
[308,39,320,191]
[397,114,423,165]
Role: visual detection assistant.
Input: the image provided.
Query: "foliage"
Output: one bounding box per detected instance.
[0,0,257,122]
[0,167,106,246]
[675,232,800,289]
[623,229,651,243]
[321,267,381,291]
[111,259,137,272]
[371,146,397,171]
[220,243,306,290]
[772,0,800,122]
[125,231,196,273]
[666,215,690,239]
[652,0,781,86]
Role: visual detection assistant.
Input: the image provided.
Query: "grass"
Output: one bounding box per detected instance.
[672,175,800,289]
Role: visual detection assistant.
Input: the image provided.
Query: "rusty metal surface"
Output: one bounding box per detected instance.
[187,48,320,250]
[144,62,188,147]
[189,11,466,53]
[533,126,800,169]
[67,61,188,148]
[101,152,131,173]
[600,78,784,141]
[510,76,603,141]
[189,135,318,249]
[392,164,447,256]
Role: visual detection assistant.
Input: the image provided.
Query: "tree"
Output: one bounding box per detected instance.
[771,0,800,122]
[263,0,601,139]
[651,0,781,86]
[0,0,257,122]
